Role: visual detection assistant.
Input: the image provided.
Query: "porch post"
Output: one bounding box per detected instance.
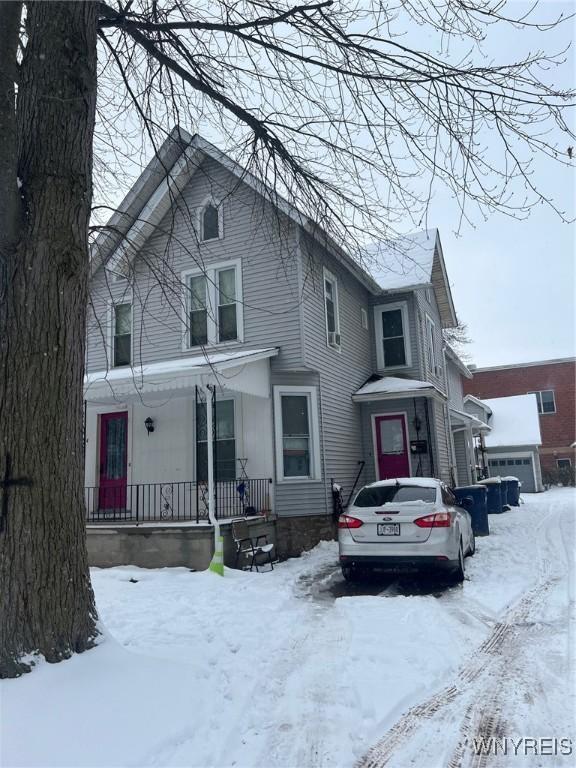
[205,383,223,575]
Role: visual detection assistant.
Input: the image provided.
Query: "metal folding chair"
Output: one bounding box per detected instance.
[231,518,274,572]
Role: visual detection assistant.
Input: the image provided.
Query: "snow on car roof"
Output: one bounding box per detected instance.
[366,477,440,489]
[483,394,542,447]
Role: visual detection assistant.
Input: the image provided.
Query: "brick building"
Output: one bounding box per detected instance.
[463,357,576,481]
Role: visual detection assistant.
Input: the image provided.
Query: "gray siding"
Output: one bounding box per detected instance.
[413,287,447,392]
[446,357,465,411]
[432,400,454,484]
[87,156,303,374]
[453,430,473,486]
[369,292,421,379]
[360,398,434,485]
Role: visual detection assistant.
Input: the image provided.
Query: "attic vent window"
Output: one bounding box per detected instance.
[201,203,220,241]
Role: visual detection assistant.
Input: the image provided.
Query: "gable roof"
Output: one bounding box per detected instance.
[444,343,472,378]
[365,229,457,327]
[464,394,493,416]
[92,128,457,324]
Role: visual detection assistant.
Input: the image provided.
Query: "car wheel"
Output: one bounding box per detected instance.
[451,540,465,584]
[466,531,476,557]
[341,566,357,582]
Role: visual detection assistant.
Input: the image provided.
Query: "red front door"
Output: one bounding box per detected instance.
[99,411,128,509]
[374,414,410,480]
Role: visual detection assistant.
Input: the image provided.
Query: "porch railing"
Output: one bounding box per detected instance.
[85,478,273,524]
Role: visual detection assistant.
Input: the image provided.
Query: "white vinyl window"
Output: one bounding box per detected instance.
[425,314,436,374]
[182,260,242,349]
[360,308,368,330]
[374,302,411,370]
[112,303,132,367]
[200,201,222,242]
[323,269,340,349]
[528,390,556,415]
[273,386,321,482]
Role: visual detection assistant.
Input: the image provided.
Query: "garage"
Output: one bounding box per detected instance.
[487,455,537,493]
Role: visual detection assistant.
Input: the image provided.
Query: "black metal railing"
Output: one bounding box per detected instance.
[85,478,273,524]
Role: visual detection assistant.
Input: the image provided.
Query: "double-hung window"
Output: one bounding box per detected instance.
[196,399,236,481]
[374,302,410,369]
[529,390,556,414]
[184,260,242,348]
[425,315,436,374]
[274,386,321,481]
[323,269,340,348]
[217,267,237,342]
[189,274,208,346]
[113,303,131,367]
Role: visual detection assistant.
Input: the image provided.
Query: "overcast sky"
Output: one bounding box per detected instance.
[419,3,575,367]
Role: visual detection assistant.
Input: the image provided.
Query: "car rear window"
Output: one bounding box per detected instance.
[354,485,436,506]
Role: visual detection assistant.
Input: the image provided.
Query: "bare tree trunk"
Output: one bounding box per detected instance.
[0,1,99,678]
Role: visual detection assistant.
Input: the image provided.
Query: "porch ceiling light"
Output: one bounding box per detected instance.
[144,416,155,435]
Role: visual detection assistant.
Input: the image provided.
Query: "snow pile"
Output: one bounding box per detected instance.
[366,230,437,291]
[2,490,573,768]
[483,394,542,447]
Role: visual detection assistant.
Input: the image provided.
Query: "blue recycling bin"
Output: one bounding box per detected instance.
[499,478,510,509]
[454,484,489,536]
[503,476,520,507]
[479,477,504,514]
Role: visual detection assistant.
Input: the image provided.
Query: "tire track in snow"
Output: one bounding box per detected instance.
[356,566,562,768]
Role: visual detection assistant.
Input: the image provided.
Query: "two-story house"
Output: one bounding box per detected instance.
[84,128,472,559]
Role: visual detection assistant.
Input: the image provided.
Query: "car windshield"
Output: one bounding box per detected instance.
[354,485,436,507]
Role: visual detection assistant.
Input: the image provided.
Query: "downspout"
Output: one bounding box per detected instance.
[424,398,436,478]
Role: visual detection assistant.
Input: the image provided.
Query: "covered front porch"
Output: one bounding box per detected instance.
[83,348,278,524]
[353,376,449,485]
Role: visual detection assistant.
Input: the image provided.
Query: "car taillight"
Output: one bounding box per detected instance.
[414,512,451,528]
[338,514,363,529]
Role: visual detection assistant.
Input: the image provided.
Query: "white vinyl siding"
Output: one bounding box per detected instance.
[323,268,340,349]
[113,303,132,367]
[425,314,436,374]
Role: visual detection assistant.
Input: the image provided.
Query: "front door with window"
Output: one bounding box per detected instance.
[374,414,410,480]
[99,411,128,509]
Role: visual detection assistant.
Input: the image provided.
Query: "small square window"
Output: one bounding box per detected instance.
[522,459,530,465]
[557,458,571,469]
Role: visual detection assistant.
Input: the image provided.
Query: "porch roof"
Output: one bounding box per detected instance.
[352,376,446,403]
[449,406,491,433]
[84,347,279,402]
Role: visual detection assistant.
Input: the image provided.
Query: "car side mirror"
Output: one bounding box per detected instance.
[462,496,474,510]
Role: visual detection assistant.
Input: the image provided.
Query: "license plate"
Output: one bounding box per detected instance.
[377,523,400,536]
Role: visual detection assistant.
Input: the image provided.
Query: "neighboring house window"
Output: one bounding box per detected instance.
[189,274,208,346]
[425,315,436,374]
[360,308,368,330]
[323,269,340,348]
[196,399,236,481]
[201,202,220,241]
[374,302,410,369]
[529,390,556,414]
[183,260,242,348]
[273,386,321,481]
[217,267,237,342]
[425,287,433,305]
[557,458,571,469]
[113,303,131,367]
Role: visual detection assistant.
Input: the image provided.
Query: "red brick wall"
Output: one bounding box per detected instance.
[464,360,576,472]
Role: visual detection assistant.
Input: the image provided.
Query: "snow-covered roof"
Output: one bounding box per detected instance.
[366,230,437,291]
[444,344,472,379]
[464,394,492,415]
[84,347,279,401]
[449,407,491,432]
[483,394,542,448]
[353,376,446,402]
[366,477,440,489]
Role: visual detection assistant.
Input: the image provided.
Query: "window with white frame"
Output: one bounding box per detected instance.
[323,269,340,348]
[360,308,368,330]
[374,302,410,369]
[113,303,132,367]
[200,202,221,241]
[196,399,236,481]
[274,386,321,481]
[184,260,242,348]
[425,314,436,374]
[528,390,556,414]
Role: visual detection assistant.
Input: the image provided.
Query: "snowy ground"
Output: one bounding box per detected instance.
[2,488,575,768]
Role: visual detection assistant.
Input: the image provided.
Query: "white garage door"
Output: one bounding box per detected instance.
[487,457,535,493]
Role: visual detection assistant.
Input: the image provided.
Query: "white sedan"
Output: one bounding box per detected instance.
[338,477,475,582]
